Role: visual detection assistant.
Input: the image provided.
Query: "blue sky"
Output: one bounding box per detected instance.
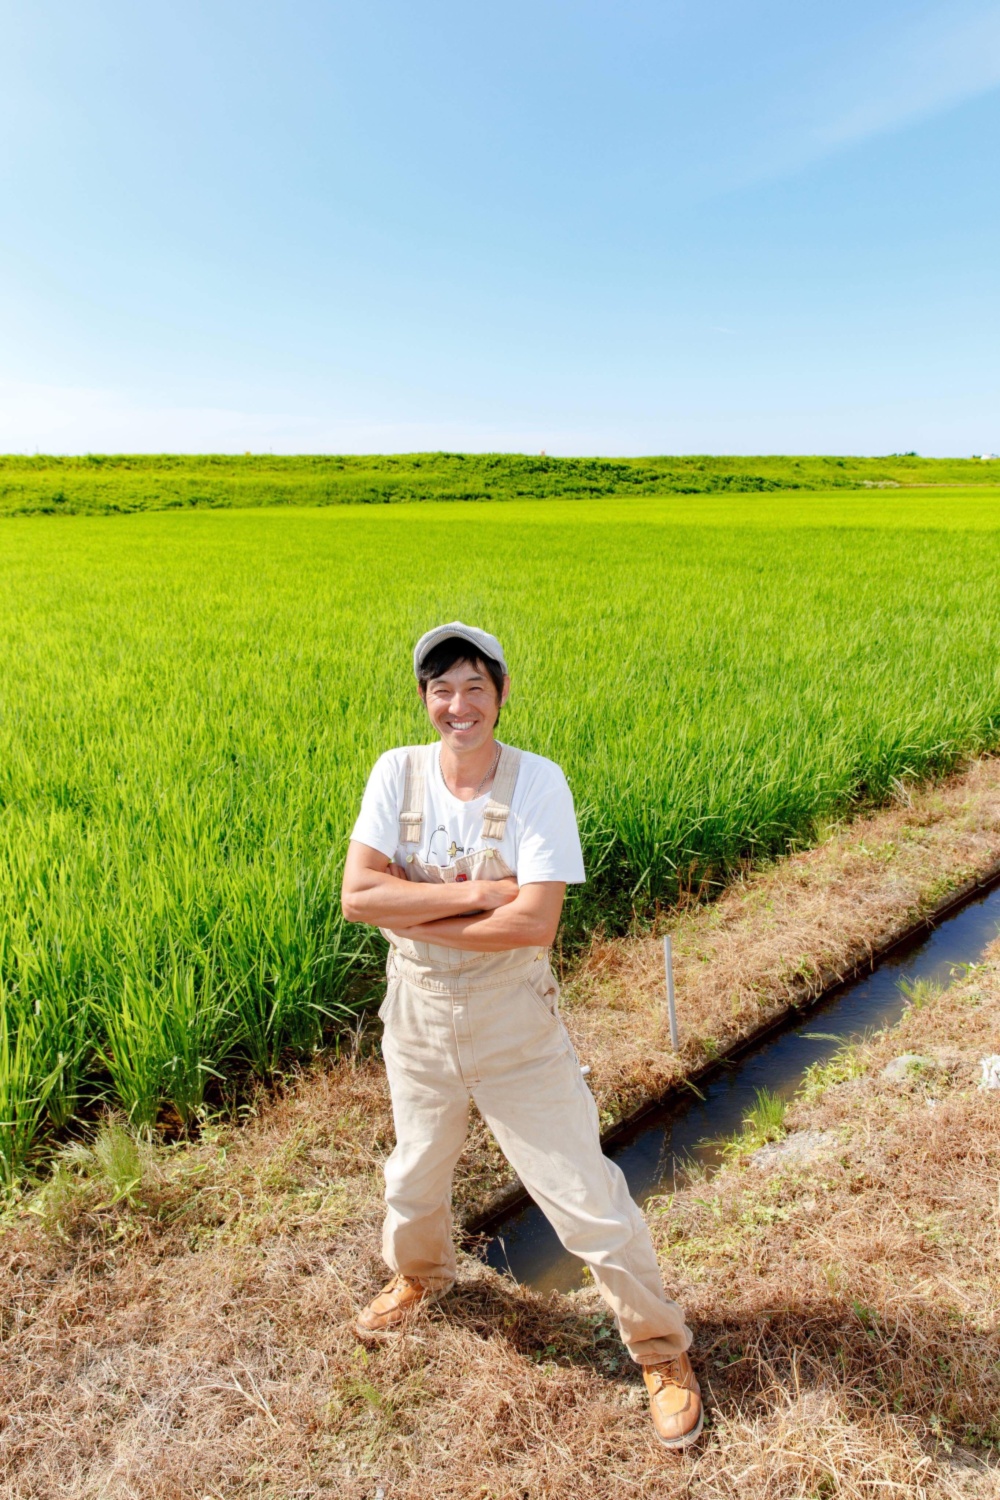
[1,0,998,455]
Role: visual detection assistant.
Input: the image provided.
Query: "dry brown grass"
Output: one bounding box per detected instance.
[563,754,1000,1121]
[3,761,1000,1497]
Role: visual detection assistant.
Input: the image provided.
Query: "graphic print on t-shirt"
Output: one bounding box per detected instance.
[426,824,470,866]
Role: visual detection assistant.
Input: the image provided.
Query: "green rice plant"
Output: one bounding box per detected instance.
[96,957,229,1130]
[95,974,175,1131]
[0,914,92,1184]
[898,976,944,1011]
[0,925,91,1132]
[0,1002,42,1191]
[218,857,357,1077]
[158,964,227,1128]
[741,1088,788,1146]
[0,996,68,1190]
[716,1087,789,1162]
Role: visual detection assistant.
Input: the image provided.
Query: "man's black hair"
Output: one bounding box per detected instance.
[417,637,505,723]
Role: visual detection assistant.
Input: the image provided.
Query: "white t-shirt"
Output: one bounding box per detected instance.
[351,743,586,885]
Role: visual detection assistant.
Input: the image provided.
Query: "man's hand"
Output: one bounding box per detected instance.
[469,875,519,910]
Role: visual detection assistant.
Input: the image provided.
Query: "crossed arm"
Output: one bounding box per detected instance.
[340,840,565,952]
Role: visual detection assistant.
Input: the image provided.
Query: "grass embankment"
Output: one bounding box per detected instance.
[2,452,999,517]
[3,497,1000,1181]
[1,765,998,1497]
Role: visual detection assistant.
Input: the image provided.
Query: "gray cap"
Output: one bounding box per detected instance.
[413,621,508,678]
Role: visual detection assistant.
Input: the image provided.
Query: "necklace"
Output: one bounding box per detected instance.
[441,743,500,800]
[474,743,501,798]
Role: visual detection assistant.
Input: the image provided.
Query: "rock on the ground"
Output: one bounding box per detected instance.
[881,1053,939,1081]
[751,1130,838,1169]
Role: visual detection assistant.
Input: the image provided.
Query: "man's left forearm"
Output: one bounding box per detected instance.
[391,885,564,952]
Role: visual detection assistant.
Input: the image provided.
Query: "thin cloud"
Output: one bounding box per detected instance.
[716,1,1000,193]
[815,2,1000,150]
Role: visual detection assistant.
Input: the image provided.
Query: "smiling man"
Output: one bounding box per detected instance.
[341,621,702,1450]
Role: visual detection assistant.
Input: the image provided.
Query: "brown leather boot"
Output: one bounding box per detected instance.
[643,1352,703,1450]
[354,1273,445,1339]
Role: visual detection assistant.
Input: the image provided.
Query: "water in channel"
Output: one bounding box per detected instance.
[484,879,1000,1295]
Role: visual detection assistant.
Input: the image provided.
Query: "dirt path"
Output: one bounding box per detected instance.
[2,757,1000,1497]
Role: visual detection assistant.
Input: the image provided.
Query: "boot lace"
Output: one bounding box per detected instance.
[388,1273,425,1295]
[646,1358,683,1391]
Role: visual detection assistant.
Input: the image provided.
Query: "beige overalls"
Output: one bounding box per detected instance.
[378,742,692,1364]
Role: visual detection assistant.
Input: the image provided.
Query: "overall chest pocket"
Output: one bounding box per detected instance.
[447,847,515,883]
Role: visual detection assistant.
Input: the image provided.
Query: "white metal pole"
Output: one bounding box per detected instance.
[663,933,679,1050]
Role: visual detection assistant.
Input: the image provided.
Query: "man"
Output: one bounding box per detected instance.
[341,621,702,1451]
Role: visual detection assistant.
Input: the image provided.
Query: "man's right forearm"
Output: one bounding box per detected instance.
[341,873,483,926]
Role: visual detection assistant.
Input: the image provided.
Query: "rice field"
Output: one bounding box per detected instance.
[2,488,1000,1182]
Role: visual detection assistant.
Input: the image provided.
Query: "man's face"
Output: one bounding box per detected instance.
[421,658,510,754]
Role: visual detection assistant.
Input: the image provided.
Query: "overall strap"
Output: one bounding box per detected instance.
[481,744,522,841]
[398,745,431,845]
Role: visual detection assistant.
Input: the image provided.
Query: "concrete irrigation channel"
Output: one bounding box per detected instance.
[469,871,1000,1294]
